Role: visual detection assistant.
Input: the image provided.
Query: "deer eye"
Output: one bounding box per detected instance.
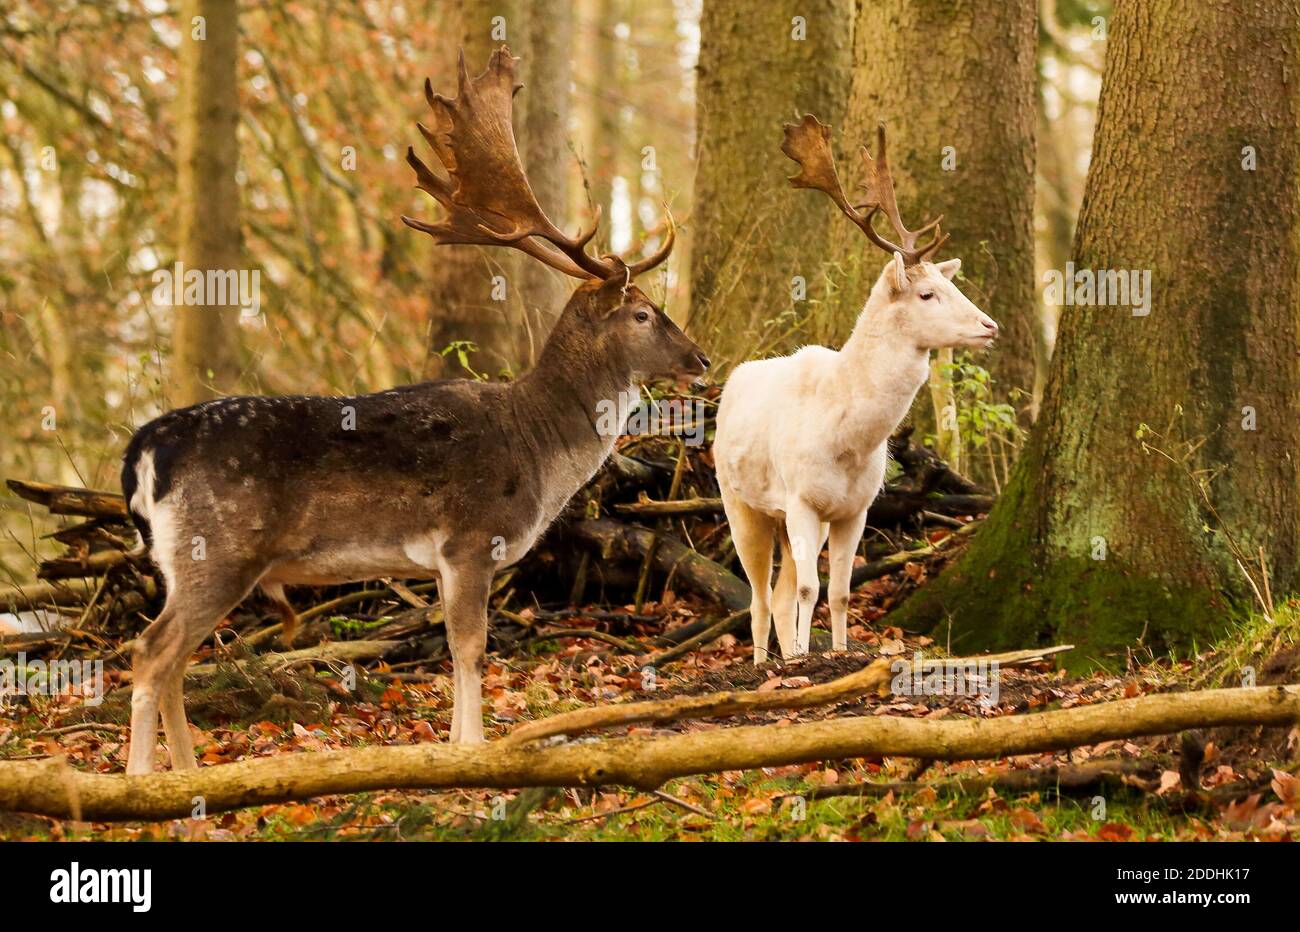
[919,292,936,301]
[634,309,650,323]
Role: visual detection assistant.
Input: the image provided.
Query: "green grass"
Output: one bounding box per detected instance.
[229,770,1208,842]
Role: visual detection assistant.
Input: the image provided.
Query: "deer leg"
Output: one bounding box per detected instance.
[126,564,262,775]
[828,510,868,651]
[785,505,827,658]
[439,558,494,744]
[772,529,797,659]
[159,668,197,772]
[261,581,300,648]
[126,622,166,775]
[725,497,776,665]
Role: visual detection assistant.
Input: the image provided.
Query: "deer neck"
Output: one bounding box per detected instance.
[511,324,636,485]
[835,301,932,441]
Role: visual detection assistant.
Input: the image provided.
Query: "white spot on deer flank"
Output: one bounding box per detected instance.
[402,536,439,570]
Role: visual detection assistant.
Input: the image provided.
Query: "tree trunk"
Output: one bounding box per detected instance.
[844,0,1037,408]
[423,0,524,380]
[171,0,242,406]
[894,0,1300,665]
[688,0,853,365]
[570,0,623,250]
[517,0,574,363]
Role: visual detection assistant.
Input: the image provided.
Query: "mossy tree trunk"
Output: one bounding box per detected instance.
[843,0,1037,411]
[689,0,852,366]
[894,0,1300,666]
[171,0,243,406]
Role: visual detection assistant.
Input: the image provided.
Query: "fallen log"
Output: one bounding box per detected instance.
[888,426,986,497]
[866,493,993,525]
[4,684,1297,821]
[571,518,750,611]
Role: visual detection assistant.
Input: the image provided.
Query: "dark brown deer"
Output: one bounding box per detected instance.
[121,46,708,774]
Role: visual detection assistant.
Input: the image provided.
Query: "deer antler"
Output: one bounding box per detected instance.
[781,114,947,266]
[403,46,674,281]
[858,122,947,264]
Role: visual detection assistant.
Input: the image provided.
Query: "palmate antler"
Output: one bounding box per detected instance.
[781,114,947,266]
[402,46,673,280]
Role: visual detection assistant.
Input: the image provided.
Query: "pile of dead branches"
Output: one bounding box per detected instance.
[1,393,990,676]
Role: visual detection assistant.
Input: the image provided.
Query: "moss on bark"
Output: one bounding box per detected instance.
[891,0,1300,666]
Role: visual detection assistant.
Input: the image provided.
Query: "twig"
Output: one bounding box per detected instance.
[561,796,660,824]
[37,723,127,737]
[651,789,712,819]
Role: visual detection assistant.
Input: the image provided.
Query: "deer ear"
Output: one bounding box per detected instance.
[889,252,909,294]
[935,258,961,280]
[594,265,632,317]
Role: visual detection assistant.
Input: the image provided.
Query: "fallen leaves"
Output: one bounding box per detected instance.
[1096,822,1136,842]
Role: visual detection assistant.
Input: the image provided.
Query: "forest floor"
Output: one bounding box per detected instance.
[2,568,1297,842]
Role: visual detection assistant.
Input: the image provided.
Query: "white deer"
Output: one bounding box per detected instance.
[714,117,999,663]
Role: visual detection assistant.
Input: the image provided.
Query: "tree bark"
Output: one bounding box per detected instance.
[171,0,243,405]
[844,0,1038,409]
[688,0,853,364]
[893,0,1300,664]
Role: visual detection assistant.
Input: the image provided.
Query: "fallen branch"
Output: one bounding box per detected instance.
[0,579,102,612]
[184,639,401,678]
[638,610,750,667]
[819,520,981,602]
[37,547,139,580]
[504,645,1074,746]
[3,684,1296,821]
[6,480,129,519]
[613,497,724,517]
